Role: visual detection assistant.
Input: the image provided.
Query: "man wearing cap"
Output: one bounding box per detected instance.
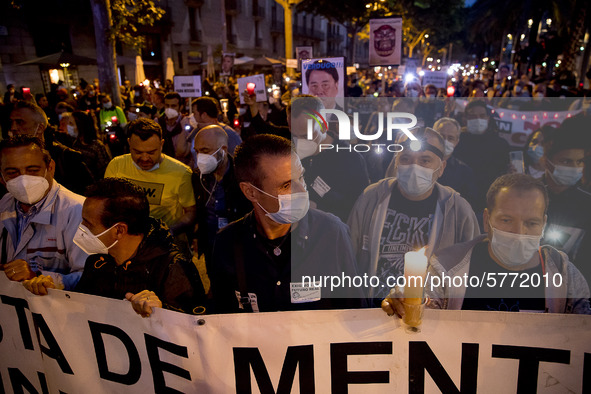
[348,127,480,304]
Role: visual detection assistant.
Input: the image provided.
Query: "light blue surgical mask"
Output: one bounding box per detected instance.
[527,145,543,163]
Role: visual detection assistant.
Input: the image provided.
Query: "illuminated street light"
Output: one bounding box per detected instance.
[424,34,429,38]
[528,19,533,27]
[419,70,425,77]
[546,18,552,26]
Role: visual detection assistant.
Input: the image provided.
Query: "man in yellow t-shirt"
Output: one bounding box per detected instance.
[105,118,196,237]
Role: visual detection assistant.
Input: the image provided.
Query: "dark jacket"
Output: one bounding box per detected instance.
[241,112,291,141]
[44,126,95,195]
[75,217,207,314]
[158,114,184,159]
[438,155,478,208]
[191,155,252,261]
[211,209,367,313]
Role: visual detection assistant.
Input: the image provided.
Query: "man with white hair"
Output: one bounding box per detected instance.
[9,100,94,194]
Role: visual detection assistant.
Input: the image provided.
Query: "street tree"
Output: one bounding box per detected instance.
[90,0,164,106]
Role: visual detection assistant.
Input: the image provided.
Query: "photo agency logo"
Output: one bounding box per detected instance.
[306,109,418,153]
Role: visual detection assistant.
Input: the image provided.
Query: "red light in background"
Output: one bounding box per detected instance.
[111,116,118,122]
[233,119,240,127]
[447,86,455,97]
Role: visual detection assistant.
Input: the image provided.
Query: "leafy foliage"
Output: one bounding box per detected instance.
[108,0,165,53]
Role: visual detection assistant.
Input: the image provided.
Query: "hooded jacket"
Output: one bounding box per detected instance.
[347,178,480,280]
[427,235,591,314]
[75,217,207,314]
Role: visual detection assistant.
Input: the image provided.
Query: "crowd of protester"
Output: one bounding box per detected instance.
[0,64,590,319]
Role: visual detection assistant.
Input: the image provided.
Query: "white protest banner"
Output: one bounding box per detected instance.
[237,74,267,104]
[422,71,448,89]
[369,18,403,66]
[1,276,590,393]
[286,59,298,69]
[173,75,202,98]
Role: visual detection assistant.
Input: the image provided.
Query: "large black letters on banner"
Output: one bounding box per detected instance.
[409,342,478,393]
[7,369,48,394]
[1,296,33,350]
[144,334,191,393]
[330,342,392,392]
[88,321,141,385]
[492,345,570,392]
[234,345,315,394]
[31,313,73,375]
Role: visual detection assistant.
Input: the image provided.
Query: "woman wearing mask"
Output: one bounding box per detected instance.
[71,111,112,180]
[98,94,127,133]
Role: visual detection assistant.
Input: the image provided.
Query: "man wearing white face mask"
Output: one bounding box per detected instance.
[157,92,192,166]
[210,135,365,313]
[0,136,87,292]
[23,178,207,316]
[539,122,591,285]
[191,126,251,277]
[382,174,590,315]
[350,127,480,304]
[454,100,510,229]
[433,117,477,208]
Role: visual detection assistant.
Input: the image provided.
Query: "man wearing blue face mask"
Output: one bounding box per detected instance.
[0,135,87,292]
[383,174,590,316]
[210,134,365,313]
[539,120,591,285]
[349,128,480,304]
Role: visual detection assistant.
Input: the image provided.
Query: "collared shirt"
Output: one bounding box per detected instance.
[211,209,366,313]
[14,195,48,252]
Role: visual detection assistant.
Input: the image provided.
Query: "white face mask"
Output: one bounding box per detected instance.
[406,89,420,98]
[73,223,119,255]
[66,124,77,138]
[443,139,455,157]
[295,137,319,160]
[5,172,50,205]
[188,113,198,129]
[489,224,542,267]
[197,147,223,174]
[548,161,583,186]
[466,118,488,134]
[103,102,113,109]
[239,107,247,116]
[165,108,179,119]
[396,164,439,196]
[250,184,310,224]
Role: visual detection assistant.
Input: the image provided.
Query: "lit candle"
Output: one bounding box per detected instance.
[403,247,428,304]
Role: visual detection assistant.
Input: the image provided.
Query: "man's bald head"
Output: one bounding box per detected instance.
[195,125,228,147]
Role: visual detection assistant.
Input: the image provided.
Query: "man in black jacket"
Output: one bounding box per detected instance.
[192,125,251,277]
[24,178,207,317]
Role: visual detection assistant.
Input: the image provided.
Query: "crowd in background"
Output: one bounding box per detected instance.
[0,63,590,317]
